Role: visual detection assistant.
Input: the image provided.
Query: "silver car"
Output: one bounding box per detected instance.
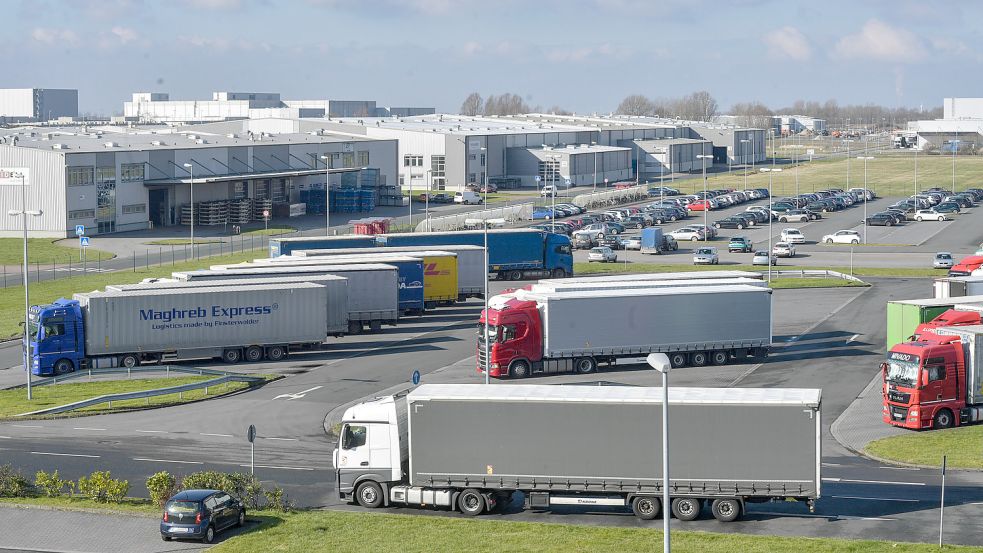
[588,246,617,263]
[693,247,719,265]
[933,252,954,269]
[752,250,778,266]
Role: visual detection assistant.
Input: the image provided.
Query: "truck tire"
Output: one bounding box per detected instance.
[552,268,567,278]
[711,498,742,522]
[348,320,363,335]
[669,353,688,368]
[631,496,661,520]
[266,346,287,362]
[355,481,384,509]
[509,360,531,379]
[222,348,242,363]
[710,351,729,365]
[369,320,382,332]
[120,354,139,369]
[458,488,485,516]
[54,359,74,375]
[508,270,523,281]
[574,357,597,374]
[933,409,955,430]
[245,346,264,362]
[671,497,702,521]
[690,352,708,367]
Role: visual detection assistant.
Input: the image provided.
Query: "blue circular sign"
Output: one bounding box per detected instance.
[411,370,421,385]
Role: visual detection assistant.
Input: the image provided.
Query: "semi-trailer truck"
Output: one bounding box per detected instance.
[173,263,402,331]
[883,325,983,429]
[29,283,333,375]
[547,270,764,286]
[886,295,983,349]
[478,285,771,378]
[374,229,573,280]
[269,235,376,257]
[335,384,822,522]
[933,276,983,298]
[525,277,768,294]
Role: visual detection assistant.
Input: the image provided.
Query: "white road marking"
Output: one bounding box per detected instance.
[136,430,168,434]
[829,495,919,503]
[263,437,297,442]
[878,466,920,471]
[823,477,925,486]
[133,458,203,465]
[73,427,106,431]
[12,424,42,428]
[272,385,323,401]
[821,462,843,467]
[0,436,11,439]
[238,464,315,471]
[847,333,861,344]
[32,451,99,458]
[751,511,830,519]
[837,515,897,521]
[200,433,233,438]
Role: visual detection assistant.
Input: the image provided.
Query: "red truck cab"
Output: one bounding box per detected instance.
[912,309,982,340]
[948,255,983,277]
[477,296,542,378]
[883,335,965,429]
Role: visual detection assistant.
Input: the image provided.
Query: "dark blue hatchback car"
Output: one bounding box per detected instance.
[161,489,245,544]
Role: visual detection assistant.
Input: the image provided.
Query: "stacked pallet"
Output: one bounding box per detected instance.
[227,199,252,224]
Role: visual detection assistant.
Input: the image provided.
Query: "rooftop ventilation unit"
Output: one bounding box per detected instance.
[195,139,207,144]
[226,133,238,138]
[51,143,68,150]
[104,141,119,148]
[151,140,164,146]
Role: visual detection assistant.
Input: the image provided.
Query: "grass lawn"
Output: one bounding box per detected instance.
[0,249,271,340]
[0,496,160,516]
[0,375,268,419]
[573,262,940,278]
[144,238,222,246]
[767,277,867,289]
[211,509,983,553]
[241,225,297,236]
[661,153,983,198]
[0,238,113,266]
[865,424,983,469]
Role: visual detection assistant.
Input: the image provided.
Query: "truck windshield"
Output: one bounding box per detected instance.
[886,359,919,387]
[476,323,498,342]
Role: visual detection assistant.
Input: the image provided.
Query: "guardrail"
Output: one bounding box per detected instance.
[769,269,866,283]
[15,373,266,417]
[415,203,534,232]
[6,365,243,390]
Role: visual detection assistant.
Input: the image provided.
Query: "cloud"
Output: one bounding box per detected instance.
[832,19,925,62]
[763,26,811,61]
[306,0,470,15]
[30,27,80,46]
[181,0,245,9]
[545,43,633,63]
[111,26,138,44]
[177,35,272,52]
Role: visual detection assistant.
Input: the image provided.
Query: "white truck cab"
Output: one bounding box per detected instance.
[334,393,406,506]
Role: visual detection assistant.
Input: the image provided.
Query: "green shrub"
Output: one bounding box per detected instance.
[34,470,72,498]
[77,471,129,503]
[0,464,32,498]
[146,471,176,507]
[180,470,227,492]
[263,487,291,512]
[181,471,262,507]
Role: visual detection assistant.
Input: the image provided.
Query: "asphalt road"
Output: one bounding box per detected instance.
[2,279,983,547]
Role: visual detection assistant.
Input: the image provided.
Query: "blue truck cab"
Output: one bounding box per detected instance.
[29,298,85,376]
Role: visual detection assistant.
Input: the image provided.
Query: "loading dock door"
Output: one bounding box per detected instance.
[149,189,169,226]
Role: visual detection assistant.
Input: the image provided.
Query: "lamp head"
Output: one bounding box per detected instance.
[647,353,671,374]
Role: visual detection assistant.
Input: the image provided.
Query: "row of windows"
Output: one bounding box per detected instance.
[403,155,424,167]
[120,163,145,182]
[122,204,146,214]
[68,209,95,220]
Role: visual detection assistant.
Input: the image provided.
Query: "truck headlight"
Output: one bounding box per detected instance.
[490,363,499,369]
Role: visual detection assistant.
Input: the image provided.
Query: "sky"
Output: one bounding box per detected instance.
[1,0,981,116]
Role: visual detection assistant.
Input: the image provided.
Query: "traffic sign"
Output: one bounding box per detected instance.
[75,225,85,236]
[565,179,571,186]
[263,209,270,218]
[247,424,257,443]
[412,370,421,385]
[79,236,90,247]
[535,176,541,182]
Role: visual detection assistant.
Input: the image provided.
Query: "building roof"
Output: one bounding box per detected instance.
[326,114,593,136]
[528,144,631,157]
[634,138,710,152]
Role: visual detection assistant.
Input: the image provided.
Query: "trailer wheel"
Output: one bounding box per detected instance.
[458,488,485,516]
[245,346,264,362]
[631,496,661,520]
[711,498,742,522]
[509,360,531,379]
[671,498,702,521]
[119,354,139,369]
[669,353,688,368]
[574,357,597,374]
[355,481,384,509]
[348,320,363,335]
[222,349,242,364]
[369,320,382,332]
[266,346,287,362]
[710,351,729,365]
[552,268,567,278]
[933,409,955,430]
[508,270,523,281]
[690,352,708,367]
[54,359,74,375]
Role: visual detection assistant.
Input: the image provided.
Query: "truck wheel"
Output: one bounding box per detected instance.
[690,352,708,367]
[710,351,729,365]
[245,346,264,362]
[508,270,523,281]
[509,360,531,379]
[369,320,382,332]
[348,320,363,335]
[120,354,139,369]
[54,359,74,375]
[671,497,702,521]
[669,353,687,368]
[933,409,955,430]
[711,498,742,522]
[266,346,287,362]
[552,268,567,278]
[355,481,384,509]
[574,357,597,374]
[458,488,485,516]
[222,349,242,363]
[631,496,661,520]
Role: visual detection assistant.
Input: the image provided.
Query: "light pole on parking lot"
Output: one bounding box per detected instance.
[320,155,332,235]
[646,352,672,553]
[760,167,782,283]
[696,154,712,242]
[857,156,874,244]
[182,163,195,246]
[842,139,854,190]
[5,169,42,400]
[946,139,960,192]
[739,139,751,192]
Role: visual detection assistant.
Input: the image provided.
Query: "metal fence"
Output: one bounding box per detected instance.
[572,185,650,210]
[770,269,866,283]
[415,203,535,232]
[7,364,246,389]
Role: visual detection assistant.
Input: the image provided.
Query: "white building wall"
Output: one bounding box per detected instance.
[944,98,983,120]
[0,146,68,238]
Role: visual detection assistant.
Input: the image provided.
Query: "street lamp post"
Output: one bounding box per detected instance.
[547,154,561,233]
[843,139,854,189]
[591,141,598,193]
[182,163,195,246]
[696,154,712,242]
[947,139,960,192]
[739,139,751,192]
[646,352,672,553]
[320,155,331,235]
[7,171,42,400]
[425,169,433,232]
[760,168,782,283]
[857,155,874,244]
[480,149,490,385]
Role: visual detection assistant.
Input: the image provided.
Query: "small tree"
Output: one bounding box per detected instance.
[460,92,484,116]
[146,471,177,507]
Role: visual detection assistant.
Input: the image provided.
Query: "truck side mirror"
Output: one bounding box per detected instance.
[878,362,888,375]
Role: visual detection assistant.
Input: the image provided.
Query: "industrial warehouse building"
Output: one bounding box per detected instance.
[908,97,983,151]
[0,88,79,124]
[0,124,397,237]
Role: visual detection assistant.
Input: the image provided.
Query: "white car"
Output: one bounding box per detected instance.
[693,247,719,265]
[588,246,617,263]
[822,230,861,244]
[772,242,796,257]
[752,250,778,266]
[780,228,806,244]
[454,191,483,205]
[915,209,948,222]
[541,185,557,197]
[623,237,642,250]
[668,227,705,242]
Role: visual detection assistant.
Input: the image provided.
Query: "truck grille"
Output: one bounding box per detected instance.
[888,390,910,404]
[477,344,488,370]
[889,405,908,422]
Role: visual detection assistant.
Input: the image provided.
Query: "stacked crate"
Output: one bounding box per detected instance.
[227,199,252,225]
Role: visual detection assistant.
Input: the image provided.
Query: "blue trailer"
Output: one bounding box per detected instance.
[640,228,677,255]
[375,229,573,280]
[270,235,376,257]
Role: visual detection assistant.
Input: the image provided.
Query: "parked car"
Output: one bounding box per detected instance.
[914,209,948,222]
[728,236,754,253]
[772,242,796,258]
[933,252,955,269]
[865,213,896,226]
[687,199,714,211]
[713,216,750,230]
[780,228,806,244]
[479,182,498,193]
[668,227,704,242]
[572,234,595,249]
[430,193,452,203]
[623,236,642,250]
[935,202,961,214]
[541,184,557,197]
[752,250,778,266]
[599,235,628,250]
[822,230,861,244]
[454,191,482,205]
[161,489,245,544]
[693,247,719,265]
[532,207,556,220]
[588,246,618,263]
[778,210,810,223]
[622,216,649,229]
[688,224,718,238]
